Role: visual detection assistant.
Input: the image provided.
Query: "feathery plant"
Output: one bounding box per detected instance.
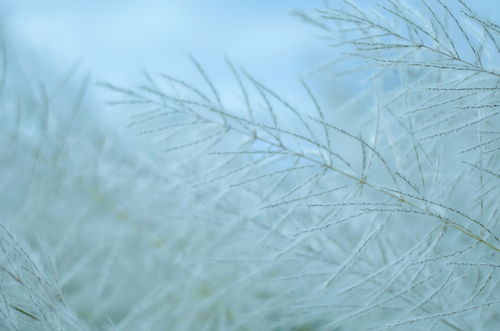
[106,0,499,329]
[0,42,232,329]
[0,0,498,330]
[0,31,287,330]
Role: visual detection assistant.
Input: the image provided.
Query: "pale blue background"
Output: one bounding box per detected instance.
[5,1,499,81]
[3,0,499,128]
[4,1,326,86]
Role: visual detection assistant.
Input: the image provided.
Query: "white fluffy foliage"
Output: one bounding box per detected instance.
[1,0,499,330]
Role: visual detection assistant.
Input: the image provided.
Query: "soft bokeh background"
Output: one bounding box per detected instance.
[3,0,499,128]
[4,1,326,91]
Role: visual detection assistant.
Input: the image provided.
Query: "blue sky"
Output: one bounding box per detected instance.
[4,0,327,88]
[3,0,499,129]
[5,0,499,83]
